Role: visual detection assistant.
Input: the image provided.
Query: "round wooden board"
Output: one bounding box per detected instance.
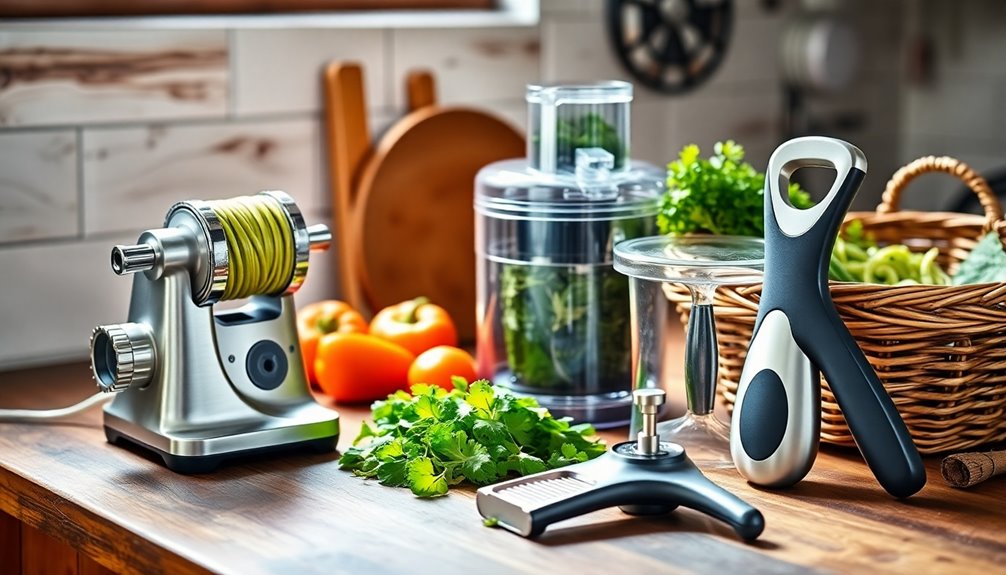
[351,107,525,342]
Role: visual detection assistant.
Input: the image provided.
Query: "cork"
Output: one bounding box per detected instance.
[941,450,1006,488]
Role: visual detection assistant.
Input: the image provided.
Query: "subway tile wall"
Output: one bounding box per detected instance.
[0,0,893,369]
[898,0,1006,212]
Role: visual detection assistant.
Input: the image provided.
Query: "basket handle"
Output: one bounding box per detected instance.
[878,156,1005,239]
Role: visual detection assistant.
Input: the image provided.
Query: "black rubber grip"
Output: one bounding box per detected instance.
[738,368,789,461]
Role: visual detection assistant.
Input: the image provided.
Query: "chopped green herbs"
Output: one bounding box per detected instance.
[338,378,606,497]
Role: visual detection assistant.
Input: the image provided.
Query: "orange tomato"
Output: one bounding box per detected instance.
[370,297,457,357]
[297,300,368,385]
[314,333,415,403]
[408,346,478,391]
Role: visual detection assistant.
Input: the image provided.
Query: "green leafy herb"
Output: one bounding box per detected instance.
[548,113,625,171]
[500,264,633,391]
[338,378,606,497]
[952,231,1006,285]
[658,141,813,237]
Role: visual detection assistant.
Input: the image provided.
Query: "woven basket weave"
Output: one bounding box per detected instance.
[666,156,1006,455]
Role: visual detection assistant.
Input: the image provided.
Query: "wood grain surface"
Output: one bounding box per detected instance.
[0,361,1004,575]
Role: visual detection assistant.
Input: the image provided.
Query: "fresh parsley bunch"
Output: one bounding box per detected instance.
[658,141,813,237]
[338,379,606,497]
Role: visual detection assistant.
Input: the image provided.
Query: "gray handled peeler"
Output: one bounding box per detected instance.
[730,137,926,498]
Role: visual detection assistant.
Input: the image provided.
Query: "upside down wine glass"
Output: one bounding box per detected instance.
[613,236,766,468]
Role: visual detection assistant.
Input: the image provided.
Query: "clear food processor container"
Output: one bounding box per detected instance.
[474,81,664,427]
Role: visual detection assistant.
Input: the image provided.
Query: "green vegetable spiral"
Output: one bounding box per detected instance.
[830,220,950,285]
[206,194,294,300]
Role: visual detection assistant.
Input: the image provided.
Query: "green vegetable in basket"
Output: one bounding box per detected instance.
[657,141,813,237]
[952,231,1006,285]
[830,219,951,285]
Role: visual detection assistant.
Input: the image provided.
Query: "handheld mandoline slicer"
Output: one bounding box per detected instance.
[476,389,764,541]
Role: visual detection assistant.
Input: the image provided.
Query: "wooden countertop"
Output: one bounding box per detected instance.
[1,362,1005,575]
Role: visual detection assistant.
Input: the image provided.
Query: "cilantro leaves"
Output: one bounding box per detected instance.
[338,378,606,497]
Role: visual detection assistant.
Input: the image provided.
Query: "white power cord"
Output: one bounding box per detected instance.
[0,393,112,423]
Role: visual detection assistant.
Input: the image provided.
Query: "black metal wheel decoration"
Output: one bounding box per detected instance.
[606,0,734,94]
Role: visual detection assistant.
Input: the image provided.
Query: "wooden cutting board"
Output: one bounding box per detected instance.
[325,63,524,342]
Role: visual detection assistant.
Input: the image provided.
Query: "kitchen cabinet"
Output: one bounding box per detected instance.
[0,361,1003,574]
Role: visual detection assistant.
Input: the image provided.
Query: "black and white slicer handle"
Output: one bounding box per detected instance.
[730,137,927,498]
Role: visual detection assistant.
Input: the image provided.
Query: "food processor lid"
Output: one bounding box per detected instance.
[526,81,634,104]
[613,235,765,284]
[475,159,664,221]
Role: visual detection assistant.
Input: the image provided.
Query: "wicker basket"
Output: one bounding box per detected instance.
[666,156,1006,455]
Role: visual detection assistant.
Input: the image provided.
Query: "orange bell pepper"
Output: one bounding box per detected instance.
[314,333,415,403]
[297,300,368,385]
[369,297,458,357]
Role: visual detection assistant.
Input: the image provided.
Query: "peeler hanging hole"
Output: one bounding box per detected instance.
[783,167,838,208]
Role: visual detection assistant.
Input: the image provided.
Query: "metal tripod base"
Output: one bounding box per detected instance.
[104,405,339,474]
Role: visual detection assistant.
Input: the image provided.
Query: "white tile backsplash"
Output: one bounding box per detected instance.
[896,0,1006,215]
[0,130,78,244]
[903,80,1006,143]
[630,98,675,167]
[704,12,785,90]
[232,28,387,116]
[898,136,1006,212]
[0,234,135,368]
[391,27,540,108]
[540,16,635,93]
[82,117,320,235]
[0,30,228,127]
[478,100,527,135]
[540,0,602,17]
[912,0,1006,83]
[2,0,910,370]
[671,88,782,160]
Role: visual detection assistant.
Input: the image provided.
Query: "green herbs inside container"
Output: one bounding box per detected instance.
[500,263,633,393]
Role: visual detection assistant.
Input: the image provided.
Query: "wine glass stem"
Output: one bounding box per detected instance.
[686,285,718,416]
